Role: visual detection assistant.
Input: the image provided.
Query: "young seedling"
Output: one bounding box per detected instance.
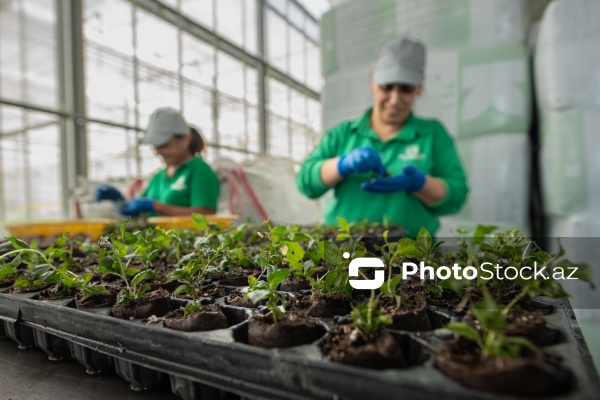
[94,221,156,307]
[0,236,94,298]
[351,288,392,342]
[446,290,537,359]
[245,268,290,323]
[170,242,224,316]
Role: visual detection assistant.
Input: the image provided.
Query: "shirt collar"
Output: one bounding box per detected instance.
[350,108,419,142]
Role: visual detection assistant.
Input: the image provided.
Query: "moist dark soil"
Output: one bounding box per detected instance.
[463,305,549,346]
[6,284,49,295]
[320,325,406,369]
[164,303,228,332]
[217,271,255,286]
[74,285,121,309]
[175,282,227,300]
[381,293,432,331]
[37,286,78,301]
[100,273,125,286]
[111,288,174,320]
[226,289,262,308]
[247,312,326,348]
[148,277,180,293]
[279,277,310,292]
[0,276,16,288]
[434,338,572,396]
[288,292,350,318]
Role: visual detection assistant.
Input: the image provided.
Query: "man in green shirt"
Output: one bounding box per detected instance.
[296,37,468,237]
[95,108,219,217]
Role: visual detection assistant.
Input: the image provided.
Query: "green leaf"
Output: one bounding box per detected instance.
[446,322,482,344]
[417,227,432,251]
[268,268,290,288]
[192,214,209,230]
[281,241,305,268]
[246,289,270,304]
[318,241,344,268]
[337,216,350,233]
[472,225,498,246]
[7,236,31,250]
[394,238,418,258]
[174,284,193,296]
[123,231,137,245]
[131,269,152,287]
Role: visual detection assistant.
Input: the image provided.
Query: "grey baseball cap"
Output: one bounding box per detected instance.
[140,107,190,147]
[373,36,426,86]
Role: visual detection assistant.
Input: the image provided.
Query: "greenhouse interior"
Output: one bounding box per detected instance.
[1,0,599,399]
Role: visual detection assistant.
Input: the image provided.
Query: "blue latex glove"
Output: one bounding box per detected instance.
[95,184,123,202]
[337,147,387,178]
[120,198,154,216]
[361,165,426,193]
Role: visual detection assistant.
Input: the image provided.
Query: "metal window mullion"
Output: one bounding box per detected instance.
[57,0,86,218]
[212,0,219,158]
[132,4,142,177]
[17,1,35,220]
[257,0,267,154]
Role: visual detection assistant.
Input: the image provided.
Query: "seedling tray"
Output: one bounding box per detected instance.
[0,290,598,400]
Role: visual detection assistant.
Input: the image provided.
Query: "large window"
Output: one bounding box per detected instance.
[0,0,322,221]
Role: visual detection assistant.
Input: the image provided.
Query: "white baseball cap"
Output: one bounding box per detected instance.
[140,107,190,147]
[373,36,426,86]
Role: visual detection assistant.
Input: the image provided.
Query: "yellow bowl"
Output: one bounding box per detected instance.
[5,219,117,241]
[147,215,238,230]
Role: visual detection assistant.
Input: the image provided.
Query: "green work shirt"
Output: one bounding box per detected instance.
[141,156,220,214]
[296,109,468,237]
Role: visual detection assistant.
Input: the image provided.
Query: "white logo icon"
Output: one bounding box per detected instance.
[348,256,385,290]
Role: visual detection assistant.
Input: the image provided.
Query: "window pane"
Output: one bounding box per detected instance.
[181,33,215,87]
[0,106,61,221]
[305,18,319,42]
[289,28,305,83]
[183,83,214,144]
[181,0,214,30]
[137,63,181,124]
[216,0,243,47]
[0,0,58,109]
[288,1,305,30]
[306,41,321,91]
[217,52,245,99]
[218,96,246,150]
[267,0,286,15]
[268,114,289,158]
[244,0,258,54]
[87,123,139,181]
[83,0,135,124]
[267,10,287,72]
[136,9,179,73]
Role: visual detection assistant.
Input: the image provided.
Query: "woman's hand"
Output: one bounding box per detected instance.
[95,184,123,202]
[361,165,425,193]
[337,147,387,177]
[120,198,154,216]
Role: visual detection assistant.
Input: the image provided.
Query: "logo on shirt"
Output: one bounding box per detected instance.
[399,144,425,161]
[170,176,187,191]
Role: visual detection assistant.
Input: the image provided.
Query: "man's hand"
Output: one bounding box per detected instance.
[95,184,123,202]
[120,198,154,216]
[337,147,387,178]
[361,165,426,193]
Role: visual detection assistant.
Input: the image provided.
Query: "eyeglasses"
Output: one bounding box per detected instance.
[379,84,418,94]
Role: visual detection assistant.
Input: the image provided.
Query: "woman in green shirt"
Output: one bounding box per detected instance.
[95,108,220,217]
[296,37,468,237]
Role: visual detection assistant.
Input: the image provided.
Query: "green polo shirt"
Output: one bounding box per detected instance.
[141,156,219,214]
[296,109,468,237]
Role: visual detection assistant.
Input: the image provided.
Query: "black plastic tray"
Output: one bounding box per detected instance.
[0,291,599,400]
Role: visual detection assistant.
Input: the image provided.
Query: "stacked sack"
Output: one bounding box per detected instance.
[534,0,600,347]
[321,0,533,237]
